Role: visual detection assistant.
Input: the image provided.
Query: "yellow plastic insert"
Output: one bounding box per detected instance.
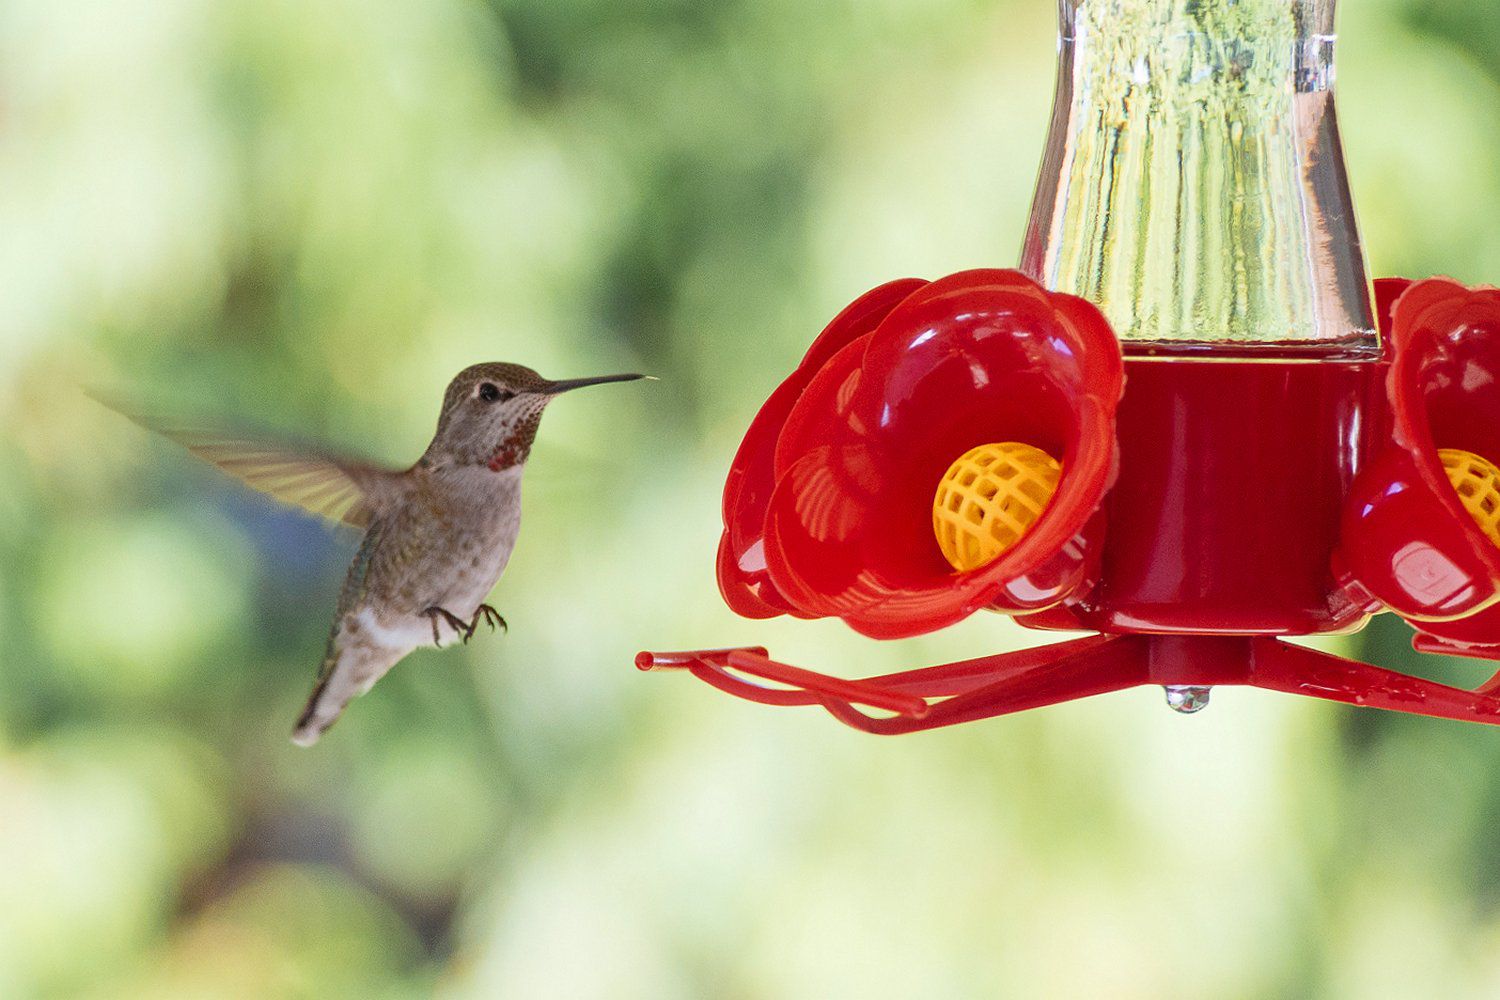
[933,442,1063,572]
[1441,449,1500,549]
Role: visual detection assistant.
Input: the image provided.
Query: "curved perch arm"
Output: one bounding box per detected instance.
[637,637,1149,734]
[638,634,1500,732]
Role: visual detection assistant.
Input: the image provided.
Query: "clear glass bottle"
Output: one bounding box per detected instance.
[1021,0,1377,357]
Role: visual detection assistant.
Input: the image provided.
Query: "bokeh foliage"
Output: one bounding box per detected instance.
[3,0,1500,996]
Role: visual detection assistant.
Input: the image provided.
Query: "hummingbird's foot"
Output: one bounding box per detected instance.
[422,606,471,647]
[472,604,507,635]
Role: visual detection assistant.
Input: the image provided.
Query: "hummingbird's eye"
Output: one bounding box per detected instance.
[477,382,510,403]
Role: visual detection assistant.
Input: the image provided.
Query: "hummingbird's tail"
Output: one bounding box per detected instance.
[291,640,406,747]
[291,675,337,747]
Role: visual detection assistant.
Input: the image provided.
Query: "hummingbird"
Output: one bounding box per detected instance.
[110,364,645,746]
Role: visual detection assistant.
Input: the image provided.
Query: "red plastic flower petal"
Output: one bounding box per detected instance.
[1388,277,1500,465]
[718,279,928,618]
[1388,277,1500,589]
[754,268,1124,639]
[1340,277,1500,629]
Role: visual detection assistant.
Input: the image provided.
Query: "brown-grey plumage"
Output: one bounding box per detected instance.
[105,364,645,745]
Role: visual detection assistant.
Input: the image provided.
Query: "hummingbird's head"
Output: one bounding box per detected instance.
[425,363,645,471]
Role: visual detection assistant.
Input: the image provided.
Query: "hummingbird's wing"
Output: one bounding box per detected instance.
[164,432,404,528]
[102,399,406,528]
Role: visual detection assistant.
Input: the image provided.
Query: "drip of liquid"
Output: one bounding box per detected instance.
[1165,685,1213,714]
[1023,0,1376,354]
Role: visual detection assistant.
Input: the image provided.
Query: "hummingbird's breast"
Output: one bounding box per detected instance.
[377,464,525,617]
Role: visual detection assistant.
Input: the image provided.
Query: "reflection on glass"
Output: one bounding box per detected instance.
[1022,0,1377,355]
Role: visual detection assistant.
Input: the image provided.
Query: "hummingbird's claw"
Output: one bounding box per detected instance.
[422,606,472,647]
[420,605,505,647]
[473,604,507,635]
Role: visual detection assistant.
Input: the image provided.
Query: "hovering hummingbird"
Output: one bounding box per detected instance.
[111,364,645,746]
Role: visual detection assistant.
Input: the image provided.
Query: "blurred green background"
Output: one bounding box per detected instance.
[4,0,1500,996]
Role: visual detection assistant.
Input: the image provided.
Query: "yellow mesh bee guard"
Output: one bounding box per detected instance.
[933,442,1063,572]
[1441,449,1500,550]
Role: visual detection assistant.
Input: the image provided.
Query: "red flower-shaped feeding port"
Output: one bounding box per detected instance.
[640,275,1500,734]
[718,270,1124,639]
[1342,279,1500,657]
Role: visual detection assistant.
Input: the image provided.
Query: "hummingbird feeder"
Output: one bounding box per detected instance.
[639,0,1500,732]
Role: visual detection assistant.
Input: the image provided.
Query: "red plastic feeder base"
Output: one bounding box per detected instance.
[636,636,1500,734]
[672,277,1500,732]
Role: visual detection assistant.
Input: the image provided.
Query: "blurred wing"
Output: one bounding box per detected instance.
[101,398,406,528]
[170,433,403,528]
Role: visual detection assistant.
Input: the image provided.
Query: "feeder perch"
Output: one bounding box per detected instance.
[640,0,1500,732]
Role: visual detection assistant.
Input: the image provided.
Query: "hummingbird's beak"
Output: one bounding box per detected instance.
[541,373,648,395]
